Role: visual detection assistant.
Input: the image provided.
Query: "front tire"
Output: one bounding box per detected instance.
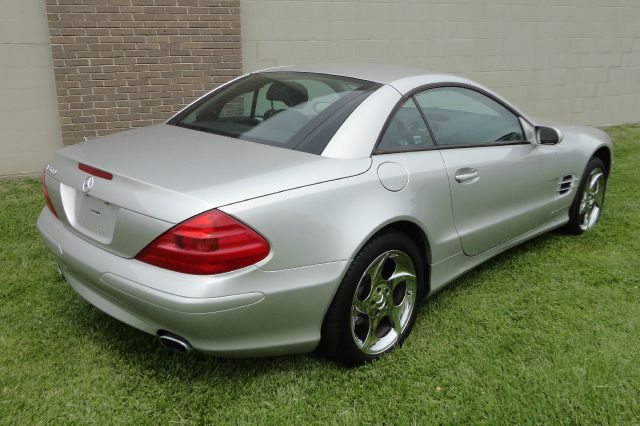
[320,231,425,367]
[564,157,607,235]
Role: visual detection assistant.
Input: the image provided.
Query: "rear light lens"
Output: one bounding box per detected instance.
[135,210,270,275]
[42,169,58,218]
[78,163,113,180]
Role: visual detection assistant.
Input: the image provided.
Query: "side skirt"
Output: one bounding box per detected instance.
[427,215,569,297]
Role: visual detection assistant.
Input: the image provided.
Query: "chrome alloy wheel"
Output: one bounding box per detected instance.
[350,250,418,355]
[579,167,606,231]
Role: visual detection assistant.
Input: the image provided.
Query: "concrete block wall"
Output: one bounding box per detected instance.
[0,1,62,176]
[241,0,640,126]
[46,0,242,145]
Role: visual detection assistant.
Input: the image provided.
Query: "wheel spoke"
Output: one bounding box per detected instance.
[393,252,413,273]
[369,252,390,285]
[579,194,588,214]
[581,211,590,229]
[588,205,600,228]
[386,252,416,288]
[589,172,603,193]
[361,315,381,352]
[594,182,606,207]
[387,270,416,290]
[353,298,369,315]
[359,278,376,304]
[594,197,603,210]
[388,306,403,335]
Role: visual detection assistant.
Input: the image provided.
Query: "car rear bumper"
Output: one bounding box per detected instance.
[37,208,348,356]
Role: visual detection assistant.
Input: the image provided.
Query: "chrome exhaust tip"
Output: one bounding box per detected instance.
[158,332,192,355]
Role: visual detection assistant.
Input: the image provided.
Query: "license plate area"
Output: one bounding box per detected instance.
[73,192,119,243]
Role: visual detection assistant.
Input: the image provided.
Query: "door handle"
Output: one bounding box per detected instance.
[455,169,479,183]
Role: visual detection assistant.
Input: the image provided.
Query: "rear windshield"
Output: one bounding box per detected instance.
[168,72,381,155]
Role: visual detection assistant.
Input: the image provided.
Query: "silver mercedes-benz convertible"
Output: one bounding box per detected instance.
[38,64,612,366]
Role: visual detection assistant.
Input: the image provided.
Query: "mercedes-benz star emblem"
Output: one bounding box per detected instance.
[82,176,94,193]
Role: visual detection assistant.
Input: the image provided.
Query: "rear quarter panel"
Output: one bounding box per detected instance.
[221,153,461,272]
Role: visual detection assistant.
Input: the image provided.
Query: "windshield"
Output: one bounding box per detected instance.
[169,72,381,155]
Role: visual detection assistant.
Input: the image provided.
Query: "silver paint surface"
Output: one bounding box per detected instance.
[37,64,612,356]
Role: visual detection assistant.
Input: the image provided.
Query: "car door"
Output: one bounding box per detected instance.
[374,97,462,261]
[414,86,559,256]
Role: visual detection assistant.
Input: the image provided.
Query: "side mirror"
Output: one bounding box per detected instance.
[536,126,563,145]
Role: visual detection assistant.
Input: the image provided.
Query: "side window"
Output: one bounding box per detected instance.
[218,91,254,118]
[414,87,524,147]
[377,98,435,153]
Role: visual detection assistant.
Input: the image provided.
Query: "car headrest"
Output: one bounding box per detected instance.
[266,81,308,107]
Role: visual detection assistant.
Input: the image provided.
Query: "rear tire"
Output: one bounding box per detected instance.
[320,231,425,367]
[563,157,607,235]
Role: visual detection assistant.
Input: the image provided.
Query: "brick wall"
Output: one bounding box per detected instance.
[241,0,640,127]
[46,0,241,145]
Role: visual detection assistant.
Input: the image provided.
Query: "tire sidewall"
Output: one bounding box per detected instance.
[321,231,425,366]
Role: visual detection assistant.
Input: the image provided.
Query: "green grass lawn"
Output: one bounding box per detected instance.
[1,126,639,425]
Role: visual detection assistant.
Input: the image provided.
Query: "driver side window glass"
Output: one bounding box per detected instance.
[377,98,434,153]
[414,87,524,147]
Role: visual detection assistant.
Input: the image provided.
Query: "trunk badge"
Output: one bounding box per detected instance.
[45,164,58,175]
[82,176,94,193]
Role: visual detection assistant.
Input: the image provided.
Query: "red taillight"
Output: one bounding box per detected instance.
[135,210,270,275]
[78,163,113,180]
[42,169,58,218]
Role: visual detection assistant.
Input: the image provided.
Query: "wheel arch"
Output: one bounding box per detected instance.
[360,219,432,296]
[593,145,612,175]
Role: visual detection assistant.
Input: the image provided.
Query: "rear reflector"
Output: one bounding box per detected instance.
[135,210,270,275]
[42,169,58,218]
[78,163,113,180]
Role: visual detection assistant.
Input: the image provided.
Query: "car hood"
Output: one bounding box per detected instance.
[54,124,372,222]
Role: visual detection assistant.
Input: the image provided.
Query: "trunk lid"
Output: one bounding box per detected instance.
[45,124,371,257]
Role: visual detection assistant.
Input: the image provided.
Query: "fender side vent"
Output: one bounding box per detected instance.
[557,175,577,195]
